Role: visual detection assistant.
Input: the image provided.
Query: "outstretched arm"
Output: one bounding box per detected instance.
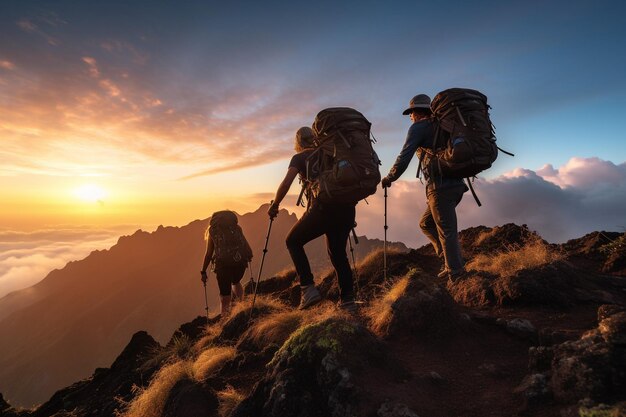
[268,167,299,218]
[383,121,431,186]
[201,237,214,277]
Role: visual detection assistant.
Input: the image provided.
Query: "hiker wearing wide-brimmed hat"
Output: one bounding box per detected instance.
[382,93,468,283]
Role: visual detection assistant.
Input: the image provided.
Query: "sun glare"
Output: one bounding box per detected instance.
[74,184,107,202]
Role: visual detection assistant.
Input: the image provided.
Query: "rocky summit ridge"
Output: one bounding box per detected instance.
[1,223,625,417]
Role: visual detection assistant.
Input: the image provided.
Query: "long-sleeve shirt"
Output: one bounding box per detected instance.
[386,118,464,192]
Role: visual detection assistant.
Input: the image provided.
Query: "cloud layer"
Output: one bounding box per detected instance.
[2,158,624,297]
[0,226,136,298]
[356,157,626,247]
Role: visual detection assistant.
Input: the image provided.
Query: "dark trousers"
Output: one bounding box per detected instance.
[286,202,355,301]
[214,262,246,296]
[419,184,467,273]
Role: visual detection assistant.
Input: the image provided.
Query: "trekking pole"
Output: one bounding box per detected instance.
[202,266,210,322]
[247,261,254,296]
[250,201,275,318]
[383,186,388,281]
[348,227,360,299]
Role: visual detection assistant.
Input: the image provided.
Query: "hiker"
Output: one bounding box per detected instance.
[381,94,468,282]
[201,210,253,315]
[268,125,360,311]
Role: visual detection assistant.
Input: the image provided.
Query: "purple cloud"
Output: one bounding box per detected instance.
[356,157,626,247]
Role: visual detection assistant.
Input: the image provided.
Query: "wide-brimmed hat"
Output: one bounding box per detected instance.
[402,94,431,115]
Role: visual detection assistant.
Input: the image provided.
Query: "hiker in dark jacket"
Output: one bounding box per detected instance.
[268,126,357,311]
[381,94,468,282]
[201,213,253,315]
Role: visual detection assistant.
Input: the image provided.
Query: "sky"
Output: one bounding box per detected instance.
[1,0,625,296]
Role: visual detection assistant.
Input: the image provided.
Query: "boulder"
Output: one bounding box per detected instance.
[551,330,626,404]
[232,318,392,417]
[514,373,552,409]
[162,379,218,417]
[384,278,461,339]
[599,312,626,345]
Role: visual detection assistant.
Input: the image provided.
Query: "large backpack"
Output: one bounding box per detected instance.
[422,88,498,179]
[208,211,252,267]
[419,88,513,205]
[308,107,381,205]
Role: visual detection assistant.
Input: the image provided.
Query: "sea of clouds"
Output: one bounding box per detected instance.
[2,157,624,299]
[0,225,137,298]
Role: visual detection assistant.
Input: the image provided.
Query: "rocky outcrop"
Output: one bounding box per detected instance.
[232,318,393,417]
[378,271,462,339]
[460,224,545,257]
[561,231,626,276]
[521,305,626,411]
[448,261,621,307]
[8,223,626,417]
[162,379,218,417]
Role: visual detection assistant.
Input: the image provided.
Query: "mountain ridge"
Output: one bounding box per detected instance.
[1,223,624,417]
[0,205,408,407]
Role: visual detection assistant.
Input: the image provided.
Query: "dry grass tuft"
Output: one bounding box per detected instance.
[364,275,410,336]
[192,346,237,381]
[467,239,563,277]
[474,229,497,246]
[193,322,224,354]
[121,360,192,417]
[230,295,286,317]
[311,302,345,323]
[217,385,245,417]
[357,247,404,269]
[247,310,306,347]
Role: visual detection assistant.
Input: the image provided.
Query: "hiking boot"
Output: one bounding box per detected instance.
[338,299,358,314]
[437,265,448,279]
[447,269,466,285]
[298,285,322,310]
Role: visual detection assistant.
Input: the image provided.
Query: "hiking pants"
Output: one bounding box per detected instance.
[419,184,467,273]
[286,201,355,302]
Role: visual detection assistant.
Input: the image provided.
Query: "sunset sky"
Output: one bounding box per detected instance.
[1,0,625,296]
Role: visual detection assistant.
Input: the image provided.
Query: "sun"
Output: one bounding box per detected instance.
[74,184,107,203]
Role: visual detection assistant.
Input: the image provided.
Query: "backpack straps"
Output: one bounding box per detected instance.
[296,182,306,207]
[466,177,482,207]
[497,146,515,157]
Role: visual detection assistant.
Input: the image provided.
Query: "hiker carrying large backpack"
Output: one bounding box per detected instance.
[382,90,498,283]
[268,112,381,312]
[201,210,253,316]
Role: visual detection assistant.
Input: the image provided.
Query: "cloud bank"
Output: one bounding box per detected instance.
[0,226,136,298]
[356,157,626,248]
[2,157,624,297]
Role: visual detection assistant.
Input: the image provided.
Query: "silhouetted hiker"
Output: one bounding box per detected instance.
[269,114,380,312]
[201,210,253,315]
[381,94,467,283]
